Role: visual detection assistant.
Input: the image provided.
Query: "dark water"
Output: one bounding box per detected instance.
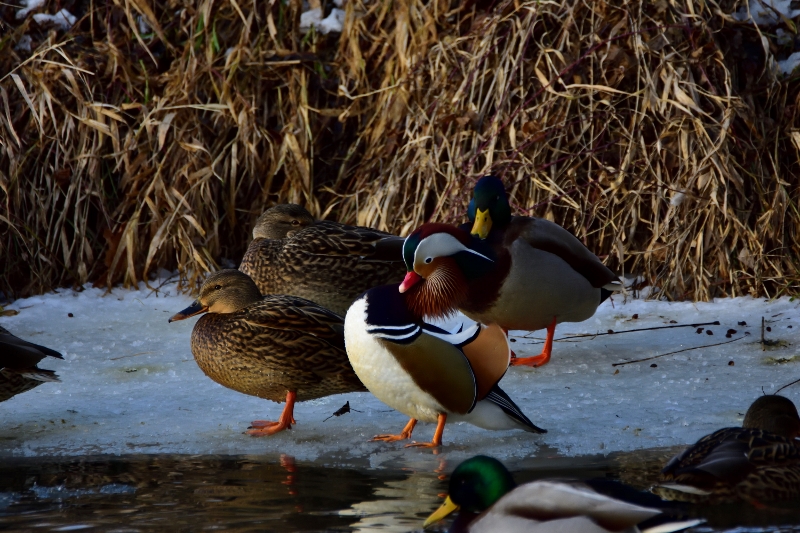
[1,450,800,532]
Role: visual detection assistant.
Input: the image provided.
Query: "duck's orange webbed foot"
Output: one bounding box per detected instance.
[511,317,556,368]
[371,418,417,442]
[404,414,445,448]
[247,391,296,437]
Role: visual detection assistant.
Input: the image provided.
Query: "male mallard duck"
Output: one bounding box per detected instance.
[455,175,622,366]
[0,326,63,403]
[425,455,701,533]
[401,176,621,367]
[169,269,365,435]
[239,204,406,315]
[344,284,545,448]
[653,395,800,504]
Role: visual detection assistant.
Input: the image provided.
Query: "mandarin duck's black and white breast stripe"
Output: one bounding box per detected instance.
[363,288,481,347]
[653,395,800,504]
[344,283,545,446]
[0,326,63,403]
[239,204,406,315]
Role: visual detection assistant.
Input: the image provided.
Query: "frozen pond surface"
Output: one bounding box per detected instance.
[1,277,799,469]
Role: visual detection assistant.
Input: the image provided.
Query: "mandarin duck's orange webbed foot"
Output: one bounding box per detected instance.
[371,418,417,442]
[510,317,556,368]
[247,391,296,437]
[404,414,446,448]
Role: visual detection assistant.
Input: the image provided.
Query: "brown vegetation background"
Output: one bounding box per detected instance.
[1,0,799,300]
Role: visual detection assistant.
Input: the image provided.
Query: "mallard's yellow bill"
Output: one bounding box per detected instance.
[423,495,460,528]
[471,208,492,239]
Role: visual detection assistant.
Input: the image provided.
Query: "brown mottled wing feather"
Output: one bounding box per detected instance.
[239,222,406,315]
[380,333,476,415]
[239,237,283,295]
[510,217,618,288]
[191,295,365,403]
[460,324,509,401]
[661,428,800,487]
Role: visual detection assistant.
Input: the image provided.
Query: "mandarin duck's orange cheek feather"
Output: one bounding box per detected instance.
[404,258,469,320]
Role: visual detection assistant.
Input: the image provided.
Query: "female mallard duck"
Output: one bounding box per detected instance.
[239,204,406,315]
[425,455,701,533]
[344,283,545,448]
[401,179,621,368]
[653,395,800,504]
[169,269,365,436]
[0,325,63,402]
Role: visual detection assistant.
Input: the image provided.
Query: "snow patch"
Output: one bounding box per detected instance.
[32,9,77,31]
[15,0,46,19]
[300,7,346,34]
[733,0,800,26]
[779,51,800,75]
[0,275,798,466]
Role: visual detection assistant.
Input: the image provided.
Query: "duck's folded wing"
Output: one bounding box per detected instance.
[240,296,359,383]
[376,332,477,415]
[291,222,404,262]
[490,480,660,530]
[514,217,619,289]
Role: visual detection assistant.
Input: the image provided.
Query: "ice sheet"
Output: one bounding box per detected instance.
[1,277,798,468]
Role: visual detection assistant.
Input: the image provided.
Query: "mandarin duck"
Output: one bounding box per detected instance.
[344,283,545,448]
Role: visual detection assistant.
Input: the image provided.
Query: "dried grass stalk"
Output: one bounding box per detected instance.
[0,0,798,300]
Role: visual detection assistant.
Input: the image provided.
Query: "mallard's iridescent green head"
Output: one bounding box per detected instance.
[169,270,263,322]
[424,456,516,527]
[252,204,315,240]
[468,176,512,239]
[743,395,800,438]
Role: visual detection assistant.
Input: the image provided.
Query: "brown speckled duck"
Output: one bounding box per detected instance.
[169,269,365,436]
[653,395,800,504]
[239,204,406,315]
[0,325,63,402]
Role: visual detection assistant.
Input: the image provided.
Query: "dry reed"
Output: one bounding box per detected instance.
[1,0,798,300]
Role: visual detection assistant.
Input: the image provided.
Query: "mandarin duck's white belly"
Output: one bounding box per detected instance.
[344,298,444,423]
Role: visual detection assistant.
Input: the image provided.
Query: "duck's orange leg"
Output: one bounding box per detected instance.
[248,391,296,436]
[371,418,417,442]
[406,414,446,448]
[511,317,556,367]
[503,328,517,359]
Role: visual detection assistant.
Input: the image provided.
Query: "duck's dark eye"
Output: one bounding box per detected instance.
[213,284,222,290]
[424,257,433,264]
[291,219,300,225]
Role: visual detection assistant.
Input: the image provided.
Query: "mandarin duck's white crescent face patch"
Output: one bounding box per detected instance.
[413,233,493,270]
